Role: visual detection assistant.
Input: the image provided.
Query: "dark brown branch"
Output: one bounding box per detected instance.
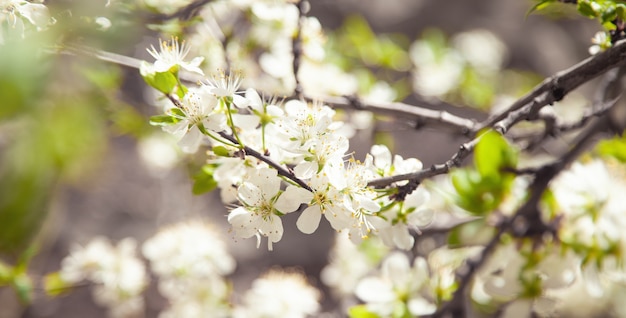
[368,138,477,188]
[477,39,626,134]
[217,132,313,192]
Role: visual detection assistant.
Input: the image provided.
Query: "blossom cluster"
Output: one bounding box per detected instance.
[58,220,322,318]
[141,37,434,251]
[0,0,54,43]
[59,237,148,318]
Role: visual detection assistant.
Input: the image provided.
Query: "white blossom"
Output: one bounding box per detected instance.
[144,37,204,75]
[60,237,148,318]
[233,269,321,318]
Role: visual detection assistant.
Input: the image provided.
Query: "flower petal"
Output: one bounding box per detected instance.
[297,206,322,234]
[275,186,312,213]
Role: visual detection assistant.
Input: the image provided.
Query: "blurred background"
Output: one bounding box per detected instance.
[0,0,600,317]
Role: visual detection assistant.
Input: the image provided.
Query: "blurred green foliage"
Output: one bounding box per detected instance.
[451,131,518,216]
[326,15,412,100]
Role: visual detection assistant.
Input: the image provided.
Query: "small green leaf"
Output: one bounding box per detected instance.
[192,165,218,195]
[176,83,188,99]
[526,0,557,17]
[212,145,231,157]
[577,0,599,18]
[149,114,180,126]
[475,130,517,180]
[142,70,179,95]
[44,272,72,297]
[601,5,617,24]
[616,4,626,20]
[348,305,381,318]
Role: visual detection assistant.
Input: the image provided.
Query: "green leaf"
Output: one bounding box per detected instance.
[577,0,599,18]
[475,130,517,178]
[451,169,497,215]
[149,114,180,126]
[176,83,188,99]
[192,165,218,195]
[601,5,617,24]
[142,70,179,95]
[617,4,626,20]
[212,145,231,157]
[348,305,381,318]
[169,107,186,118]
[44,272,72,297]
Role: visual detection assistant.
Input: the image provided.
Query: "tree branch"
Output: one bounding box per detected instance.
[431,113,615,318]
[477,39,626,133]
[216,132,313,192]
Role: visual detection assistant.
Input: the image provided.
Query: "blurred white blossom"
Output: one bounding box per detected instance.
[60,237,148,318]
[233,269,321,318]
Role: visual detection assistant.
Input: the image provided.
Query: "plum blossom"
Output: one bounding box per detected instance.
[228,167,305,250]
[233,269,321,318]
[550,159,626,296]
[322,230,388,297]
[476,243,578,317]
[60,237,148,318]
[0,0,52,42]
[372,186,434,250]
[355,252,437,317]
[162,87,226,153]
[144,37,204,75]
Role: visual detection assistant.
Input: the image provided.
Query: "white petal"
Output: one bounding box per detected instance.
[295,161,317,179]
[355,277,395,303]
[405,187,430,207]
[228,208,258,238]
[245,88,263,111]
[408,298,437,316]
[238,182,262,206]
[392,225,415,250]
[178,126,203,153]
[261,214,283,243]
[370,145,392,169]
[274,186,312,213]
[382,252,411,288]
[233,94,250,108]
[407,208,434,227]
[19,3,50,29]
[297,205,322,234]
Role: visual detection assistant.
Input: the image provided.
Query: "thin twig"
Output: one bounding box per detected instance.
[305,94,477,135]
[60,44,477,134]
[291,0,308,99]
